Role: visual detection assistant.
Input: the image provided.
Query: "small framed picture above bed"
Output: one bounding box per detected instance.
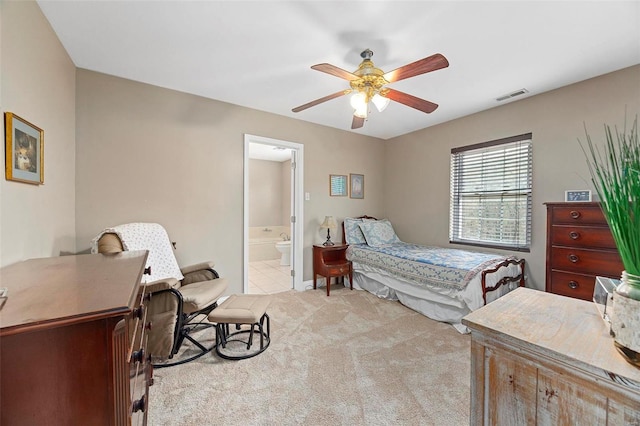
[350,174,364,199]
[329,174,348,196]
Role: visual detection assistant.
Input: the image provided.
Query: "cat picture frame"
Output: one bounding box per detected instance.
[5,112,44,185]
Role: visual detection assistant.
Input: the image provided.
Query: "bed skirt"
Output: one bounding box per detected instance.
[348,264,519,334]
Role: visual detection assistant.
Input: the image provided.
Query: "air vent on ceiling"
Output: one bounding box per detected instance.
[496,88,529,102]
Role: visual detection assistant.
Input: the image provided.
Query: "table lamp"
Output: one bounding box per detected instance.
[320,216,338,246]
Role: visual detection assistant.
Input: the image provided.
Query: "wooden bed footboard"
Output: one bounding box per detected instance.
[480,258,525,305]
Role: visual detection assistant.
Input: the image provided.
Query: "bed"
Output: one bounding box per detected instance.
[342,216,525,333]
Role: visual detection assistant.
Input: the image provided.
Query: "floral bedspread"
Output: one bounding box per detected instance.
[346,242,507,290]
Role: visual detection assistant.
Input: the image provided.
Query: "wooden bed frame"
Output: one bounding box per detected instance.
[342,215,525,305]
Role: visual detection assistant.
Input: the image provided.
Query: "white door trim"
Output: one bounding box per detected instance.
[243,134,304,292]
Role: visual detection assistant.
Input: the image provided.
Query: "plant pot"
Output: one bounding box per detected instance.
[610,271,640,367]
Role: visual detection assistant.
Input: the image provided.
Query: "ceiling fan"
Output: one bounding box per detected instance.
[292,49,449,129]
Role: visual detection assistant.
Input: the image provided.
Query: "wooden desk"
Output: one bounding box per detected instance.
[0,251,150,426]
[313,244,352,296]
[462,288,640,426]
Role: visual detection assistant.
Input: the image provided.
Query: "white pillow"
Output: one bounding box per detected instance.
[358,219,401,247]
[344,217,367,245]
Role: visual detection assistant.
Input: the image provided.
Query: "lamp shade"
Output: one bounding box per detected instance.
[350,92,367,110]
[372,93,390,112]
[320,216,337,230]
[350,92,368,118]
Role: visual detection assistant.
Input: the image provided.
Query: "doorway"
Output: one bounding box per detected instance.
[243,134,304,294]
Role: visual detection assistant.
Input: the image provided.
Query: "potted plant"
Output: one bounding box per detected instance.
[582,115,640,366]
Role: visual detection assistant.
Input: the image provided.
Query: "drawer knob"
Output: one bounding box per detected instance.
[569,231,580,240]
[568,281,579,289]
[148,354,154,386]
[568,254,580,263]
[132,349,145,364]
[570,210,581,219]
[132,396,146,413]
[133,306,145,320]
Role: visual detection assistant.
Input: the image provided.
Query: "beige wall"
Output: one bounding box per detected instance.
[75,70,386,292]
[384,65,640,291]
[0,1,76,267]
[249,159,284,227]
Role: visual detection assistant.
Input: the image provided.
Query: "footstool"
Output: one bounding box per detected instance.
[208,294,272,360]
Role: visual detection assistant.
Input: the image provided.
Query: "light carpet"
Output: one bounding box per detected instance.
[148,287,471,425]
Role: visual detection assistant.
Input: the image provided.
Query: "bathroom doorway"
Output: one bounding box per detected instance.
[243,134,304,294]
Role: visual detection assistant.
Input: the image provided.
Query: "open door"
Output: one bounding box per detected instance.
[243,134,304,294]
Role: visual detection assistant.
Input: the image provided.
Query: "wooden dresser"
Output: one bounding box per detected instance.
[0,251,151,426]
[545,202,623,300]
[463,288,640,426]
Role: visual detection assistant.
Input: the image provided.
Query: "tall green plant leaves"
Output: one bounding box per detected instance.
[581,116,640,276]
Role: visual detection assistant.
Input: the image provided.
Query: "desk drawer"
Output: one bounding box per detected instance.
[550,225,617,249]
[550,247,623,276]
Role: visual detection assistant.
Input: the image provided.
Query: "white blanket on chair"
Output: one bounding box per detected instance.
[91,222,184,283]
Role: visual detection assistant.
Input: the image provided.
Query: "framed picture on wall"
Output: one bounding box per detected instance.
[350,174,364,199]
[5,112,44,185]
[330,174,348,196]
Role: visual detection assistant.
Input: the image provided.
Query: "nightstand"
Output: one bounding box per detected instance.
[313,244,353,296]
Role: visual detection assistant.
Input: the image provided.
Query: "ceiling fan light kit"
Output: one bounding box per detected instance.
[292,48,449,130]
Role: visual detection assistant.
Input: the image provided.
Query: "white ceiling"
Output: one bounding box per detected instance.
[248,142,292,162]
[38,1,640,140]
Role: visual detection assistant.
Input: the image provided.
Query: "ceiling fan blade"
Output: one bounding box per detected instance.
[385,88,439,114]
[292,90,350,113]
[351,115,365,129]
[383,53,449,83]
[311,63,360,81]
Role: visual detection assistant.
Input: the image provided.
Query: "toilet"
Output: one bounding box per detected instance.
[275,240,291,266]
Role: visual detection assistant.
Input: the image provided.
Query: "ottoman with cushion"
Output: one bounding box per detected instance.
[208,294,272,360]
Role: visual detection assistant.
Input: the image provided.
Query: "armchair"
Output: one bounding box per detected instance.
[93,223,228,368]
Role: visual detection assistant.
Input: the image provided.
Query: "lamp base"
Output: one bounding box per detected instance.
[323,229,334,246]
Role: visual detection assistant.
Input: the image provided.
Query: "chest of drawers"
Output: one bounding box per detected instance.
[545,202,623,300]
[0,251,150,425]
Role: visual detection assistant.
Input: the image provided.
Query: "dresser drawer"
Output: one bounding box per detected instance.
[549,271,598,301]
[551,225,618,249]
[129,286,150,423]
[550,246,623,276]
[551,205,607,225]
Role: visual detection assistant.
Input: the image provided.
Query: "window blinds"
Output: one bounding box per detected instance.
[450,133,532,251]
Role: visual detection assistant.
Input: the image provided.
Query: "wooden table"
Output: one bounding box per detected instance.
[462,287,640,426]
[312,244,352,296]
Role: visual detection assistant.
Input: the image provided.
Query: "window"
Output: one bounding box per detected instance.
[450,133,532,252]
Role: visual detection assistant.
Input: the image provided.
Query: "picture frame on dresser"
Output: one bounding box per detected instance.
[565,189,591,202]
